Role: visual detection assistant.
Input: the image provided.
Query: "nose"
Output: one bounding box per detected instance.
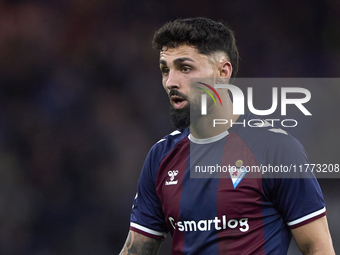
[165,70,180,91]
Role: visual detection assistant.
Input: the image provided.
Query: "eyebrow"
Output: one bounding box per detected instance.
[159,57,195,66]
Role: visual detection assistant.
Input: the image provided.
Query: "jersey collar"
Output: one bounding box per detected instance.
[188,129,230,144]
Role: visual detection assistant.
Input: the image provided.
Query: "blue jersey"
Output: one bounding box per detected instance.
[130,113,326,255]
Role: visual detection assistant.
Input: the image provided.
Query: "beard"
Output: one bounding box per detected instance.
[169,90,213,129]
[169,103,190,129]
[169,89,190,129]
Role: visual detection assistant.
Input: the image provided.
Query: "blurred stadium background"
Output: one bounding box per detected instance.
[0,0,339,254]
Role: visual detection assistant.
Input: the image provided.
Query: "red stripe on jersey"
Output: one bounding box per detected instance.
[217,132,266,254]
[156,138,190,254]
[129,226,165,240]
[289,211,327,229]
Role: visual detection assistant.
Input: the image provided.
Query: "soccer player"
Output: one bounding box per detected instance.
[119,18,335,255]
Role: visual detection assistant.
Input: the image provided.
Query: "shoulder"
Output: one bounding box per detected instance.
[149,128,189,158]
[229,114,308,165]
[153,129,189,151]
[143,128,189,176]
[137,128,189,192]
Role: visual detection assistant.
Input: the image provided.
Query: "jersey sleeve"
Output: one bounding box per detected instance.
[263,134,326,229]
[129,145,168,240]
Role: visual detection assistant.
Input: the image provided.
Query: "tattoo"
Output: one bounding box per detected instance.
[126,231,134,250]
[126,231,138,254]
[120,231,162,255]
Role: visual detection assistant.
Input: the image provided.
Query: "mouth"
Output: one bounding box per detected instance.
[171,96,188,109]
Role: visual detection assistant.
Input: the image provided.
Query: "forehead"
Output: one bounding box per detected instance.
[159,44,209,63]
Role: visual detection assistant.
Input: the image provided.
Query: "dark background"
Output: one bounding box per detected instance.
[0,0,339,254]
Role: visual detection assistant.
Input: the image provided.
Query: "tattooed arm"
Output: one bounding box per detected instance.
[119,230,162,255]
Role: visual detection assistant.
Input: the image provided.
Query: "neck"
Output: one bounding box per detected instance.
[189,98,239,139]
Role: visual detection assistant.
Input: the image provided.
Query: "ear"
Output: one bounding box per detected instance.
[219,61,232,79]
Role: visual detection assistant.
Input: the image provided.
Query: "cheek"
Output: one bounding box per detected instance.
[162,79,169,94]
[163,84,168,93]
[195,68,213,79]
[162,77,168,88]
[205,69,216,78]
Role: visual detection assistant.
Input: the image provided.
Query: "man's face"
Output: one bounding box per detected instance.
[159,44,219,129]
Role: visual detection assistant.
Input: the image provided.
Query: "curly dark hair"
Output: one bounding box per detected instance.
[152,17,239,78]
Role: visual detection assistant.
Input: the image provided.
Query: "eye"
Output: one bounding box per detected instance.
[161,67,169,76]
[182,66,192,73]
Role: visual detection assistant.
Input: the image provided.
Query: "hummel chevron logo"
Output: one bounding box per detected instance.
[165,170,179,185]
